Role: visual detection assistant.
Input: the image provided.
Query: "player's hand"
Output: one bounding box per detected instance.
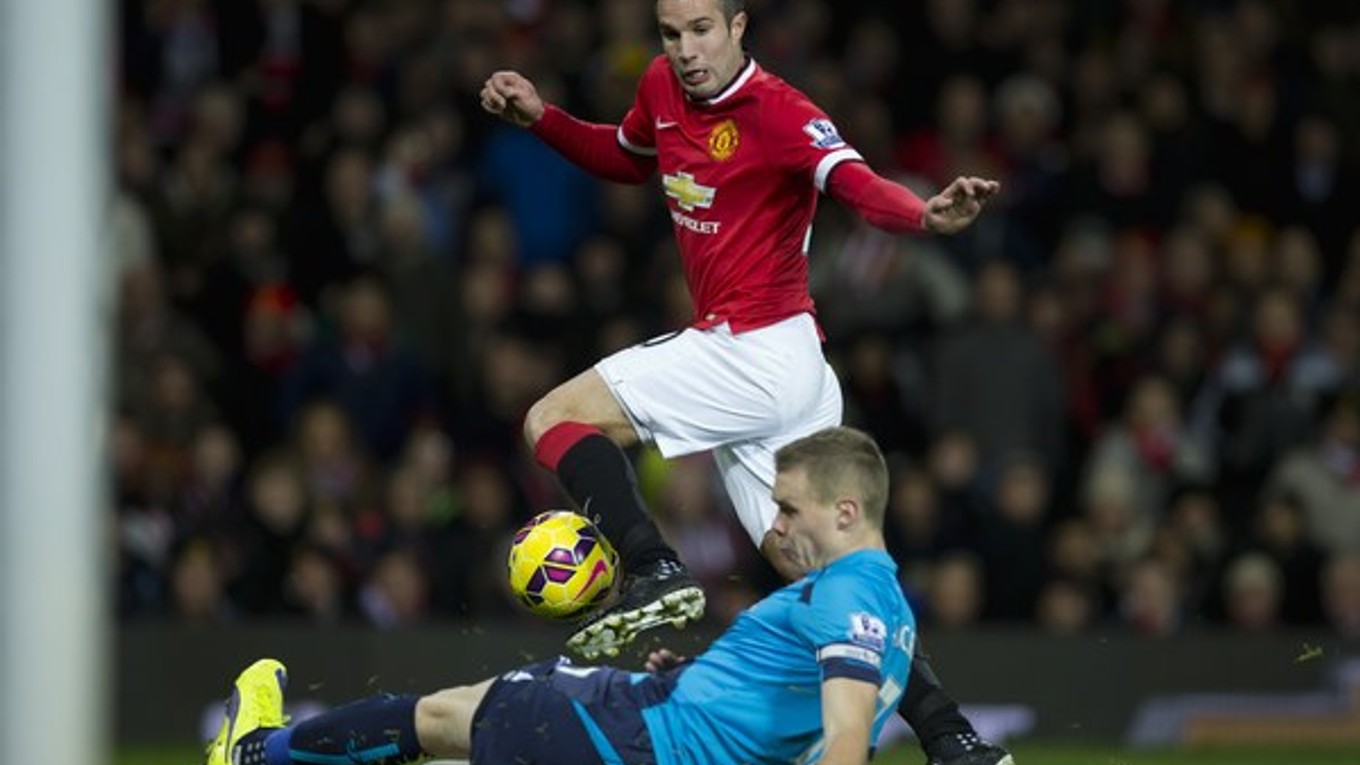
[479,70,545,127]
[645,648,687,673]
[923,176,1000,235]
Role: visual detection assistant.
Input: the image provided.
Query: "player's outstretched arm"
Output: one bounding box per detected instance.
[921,176,1001,235]
[818,677,878,765]
[478,70,655,184]
[825,162,999,236]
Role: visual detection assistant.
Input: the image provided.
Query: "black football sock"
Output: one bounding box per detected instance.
[554,433,679,572]
[899,652,975,753]
[240,694,425,765]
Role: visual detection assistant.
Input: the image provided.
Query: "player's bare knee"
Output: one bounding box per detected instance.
[414,690,471,756]
[523,394,564,449]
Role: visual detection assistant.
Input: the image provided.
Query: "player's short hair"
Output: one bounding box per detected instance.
[659,0,746,25]
[775,427,889,525]
[720,0,747,22]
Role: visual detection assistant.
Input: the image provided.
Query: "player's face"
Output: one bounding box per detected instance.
[770,467,841,575]
[656,0,747,99]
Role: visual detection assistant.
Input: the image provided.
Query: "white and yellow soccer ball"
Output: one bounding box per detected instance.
[508,510,618,619]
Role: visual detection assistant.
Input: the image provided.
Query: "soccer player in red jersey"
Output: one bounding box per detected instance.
[482,2,1009,764]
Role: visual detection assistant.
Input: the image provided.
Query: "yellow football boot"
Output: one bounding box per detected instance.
[205,658,290,765]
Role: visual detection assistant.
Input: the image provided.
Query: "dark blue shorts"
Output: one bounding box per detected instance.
[471,657,671,765]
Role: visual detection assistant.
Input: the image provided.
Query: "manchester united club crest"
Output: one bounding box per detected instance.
[708,119,740,161]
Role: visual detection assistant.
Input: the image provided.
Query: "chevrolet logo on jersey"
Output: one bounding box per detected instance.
[663,172,716,212]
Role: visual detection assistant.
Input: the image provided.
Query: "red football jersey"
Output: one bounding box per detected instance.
[618,56,863,333]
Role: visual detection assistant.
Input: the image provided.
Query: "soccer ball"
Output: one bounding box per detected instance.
[508,510,618,619]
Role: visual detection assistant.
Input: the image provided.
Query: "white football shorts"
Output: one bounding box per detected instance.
[594,312,843,545]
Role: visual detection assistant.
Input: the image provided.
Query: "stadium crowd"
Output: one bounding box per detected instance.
[115,0,1360,638]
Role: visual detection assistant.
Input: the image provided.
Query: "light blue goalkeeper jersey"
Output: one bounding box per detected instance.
[641,548,915,765]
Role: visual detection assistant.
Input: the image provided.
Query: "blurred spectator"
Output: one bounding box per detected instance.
[134,351,218,457]
[1248,490,1326,625]
[168,538,233,625]
[216,0,347,143]
[1196,287,1345,521]
[453,324,562,463]
[1046,518,1106,598]
[884,459,964,569]
[228,450,310,615]
[933,258,1065,474]
[574,235,634,329]
[1150,317,1212,420]
[224,281,309,456]
[1321,553,1360,639]
[1066,111,1172,231]
[1083,463,1152,574]
[359,548,430,629]
[117,477,177,617]
[112,189,159,276]
[122,0,221,142]
[434,458,524,618]
[116,262,221,416]
[1220,552,1285,632]
[1085,374,1213,523]
[193,204,292,357]
[1118,556,1185,637]
[1162,486,1229,609]
[1088,232,1162,399]
[297,85,386,172]
[1158,227,1216,322]
[1138,72,1201,216]
[152,133,237,300]
[1035,578,1099,635]
[973,453,1052,621]
[992,72,1067,269]
[282,542,355,624]
[177,423,246,540]
[373,190,461,385]
[840,333,928,456]
[286,147,379,307]
[926,429,984,523]
[290,399,370,511]
[1274,226,1328,323]
[1284,114,1357,274]
[398,424,459,516]
[896,74,1002,193]
[280,275,438,460]
[923,551,986,631]
[444,253,516,407]
[1266,395,1360,555]
[1317,304,1360,388]
[352,464,437,570]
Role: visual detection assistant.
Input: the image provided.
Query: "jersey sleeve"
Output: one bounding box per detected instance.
[790,572,893,685]
[825,161,928,233]
[762,91,864,193]
[617,57,667,157]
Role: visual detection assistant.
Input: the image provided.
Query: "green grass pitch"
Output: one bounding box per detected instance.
[120,741,1360,764]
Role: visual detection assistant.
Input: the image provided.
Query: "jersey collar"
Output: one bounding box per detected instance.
[693,56,757,107]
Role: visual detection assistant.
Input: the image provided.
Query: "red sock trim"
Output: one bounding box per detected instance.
[534,422,604,471]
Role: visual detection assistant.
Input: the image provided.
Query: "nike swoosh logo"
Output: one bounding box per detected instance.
[574,558,612,601]
[656,119,678,130]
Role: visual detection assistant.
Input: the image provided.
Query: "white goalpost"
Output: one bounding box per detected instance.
[0,1,110,764]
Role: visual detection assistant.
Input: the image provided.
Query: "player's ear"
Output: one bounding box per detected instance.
[729,10,748,41]
[835,498,859,530]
